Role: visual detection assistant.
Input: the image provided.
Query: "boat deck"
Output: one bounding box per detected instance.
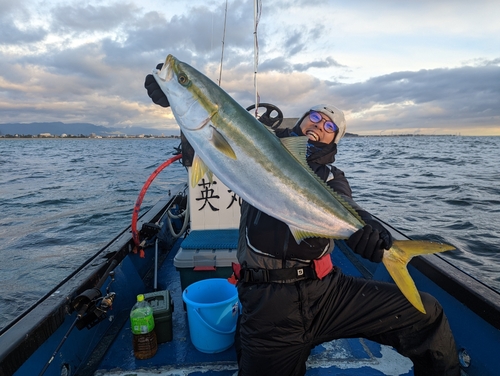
[94,234,414,376]
[3,186,499,376]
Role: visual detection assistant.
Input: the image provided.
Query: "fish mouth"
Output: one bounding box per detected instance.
[158,55,175,81]
[305,130,319,141]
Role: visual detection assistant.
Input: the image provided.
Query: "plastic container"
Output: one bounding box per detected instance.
[130,294,157,359]
[174,230,239,291]
[144,290,173,343]
[182,278,239,353]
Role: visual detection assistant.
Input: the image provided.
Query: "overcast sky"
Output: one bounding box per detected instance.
[1,0,499,136]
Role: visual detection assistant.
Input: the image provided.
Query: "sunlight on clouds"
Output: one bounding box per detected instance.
[135,103,178,131]
[200,68,327,112]
[0,44,40,57]
[0,76,30,92]
[0,0,498,135]
[349,101,419,121]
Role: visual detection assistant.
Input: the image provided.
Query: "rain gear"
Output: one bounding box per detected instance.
[235,124,459,376]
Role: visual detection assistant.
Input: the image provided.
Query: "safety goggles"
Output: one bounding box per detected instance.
[309,111,338,133]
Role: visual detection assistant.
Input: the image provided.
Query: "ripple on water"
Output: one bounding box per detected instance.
[0,136,499,331]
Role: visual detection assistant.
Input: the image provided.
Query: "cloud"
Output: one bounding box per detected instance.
[0,1,47,45]
[293,57,345,72]
[330,61,500,134]
[0,21,47,45]
[260,56,344,74]
[282,26,324,57]
[0,0,499,136]
[50,2,139,33]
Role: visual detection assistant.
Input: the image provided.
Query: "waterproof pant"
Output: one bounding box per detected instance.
[236,267,460,376]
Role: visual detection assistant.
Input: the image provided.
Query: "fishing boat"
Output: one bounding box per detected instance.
[0,115,499,376]
[2,1,499,373]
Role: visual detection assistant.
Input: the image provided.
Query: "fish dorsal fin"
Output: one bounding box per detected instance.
[210,126,236,160]
[263,125,276,134]
[280,137,309,169]
[280,136,364,225]
[191,154,213,187]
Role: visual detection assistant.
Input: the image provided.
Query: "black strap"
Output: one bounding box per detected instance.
[240,266,317,283]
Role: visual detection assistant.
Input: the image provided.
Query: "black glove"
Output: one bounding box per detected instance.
[144,63,170,108]
[346,218,393,263]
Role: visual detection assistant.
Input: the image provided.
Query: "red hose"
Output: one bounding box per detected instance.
[131,154,182,255]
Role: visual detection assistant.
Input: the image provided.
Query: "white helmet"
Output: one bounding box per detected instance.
[295,104,347,144]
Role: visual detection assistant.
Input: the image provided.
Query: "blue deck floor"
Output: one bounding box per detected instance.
[96,240,414,376]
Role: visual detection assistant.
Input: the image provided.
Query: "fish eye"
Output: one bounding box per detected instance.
[178,73,189,86]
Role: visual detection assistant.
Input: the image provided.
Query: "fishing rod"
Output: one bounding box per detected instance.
[38,260,118,376]
[218,0,228,86]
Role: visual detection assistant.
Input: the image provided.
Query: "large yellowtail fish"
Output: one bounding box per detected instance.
[152,54,455,314]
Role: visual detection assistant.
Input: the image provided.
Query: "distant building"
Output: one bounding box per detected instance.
[39,133,52,138]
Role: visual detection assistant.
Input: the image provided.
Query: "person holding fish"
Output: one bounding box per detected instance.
[145,65,459,376]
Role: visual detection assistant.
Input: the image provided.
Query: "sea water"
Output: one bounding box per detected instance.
[336,136,500,294]
[0,136,499,331]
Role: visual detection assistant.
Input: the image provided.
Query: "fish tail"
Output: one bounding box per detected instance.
[382,240,456,314]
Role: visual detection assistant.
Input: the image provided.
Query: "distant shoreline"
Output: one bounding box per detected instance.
[0,135,180,139]
[0,134,477,140]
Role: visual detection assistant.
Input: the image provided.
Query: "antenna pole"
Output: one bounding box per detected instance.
[218,0,228,86]
[253,0,261,117]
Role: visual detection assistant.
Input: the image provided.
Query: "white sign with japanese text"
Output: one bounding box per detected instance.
[188,168,242,230]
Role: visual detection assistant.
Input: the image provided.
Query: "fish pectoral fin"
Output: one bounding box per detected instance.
[191,154,212,187]
[210,126,236,160]
[289,225,328,244]
[382,240,456,314]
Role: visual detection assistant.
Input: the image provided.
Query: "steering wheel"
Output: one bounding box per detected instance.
[246,103,284,129]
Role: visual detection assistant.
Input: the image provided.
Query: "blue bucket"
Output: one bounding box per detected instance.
[182,278,239,353]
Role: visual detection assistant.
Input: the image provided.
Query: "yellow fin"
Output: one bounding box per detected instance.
[191,154,211,188]
[280,137,363,224]
[382,240,456,314]
[281,137,308,168]
[211,126,236,160]
[263,125,276,134]
[289,225,336,244]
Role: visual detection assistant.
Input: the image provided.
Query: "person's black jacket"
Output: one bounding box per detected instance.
[243,124,352,261]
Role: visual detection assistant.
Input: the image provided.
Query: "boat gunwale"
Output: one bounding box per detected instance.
[376,216,500,331]
[0,183,188,376]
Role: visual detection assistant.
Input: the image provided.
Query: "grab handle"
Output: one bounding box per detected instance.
[193,308,236,334]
